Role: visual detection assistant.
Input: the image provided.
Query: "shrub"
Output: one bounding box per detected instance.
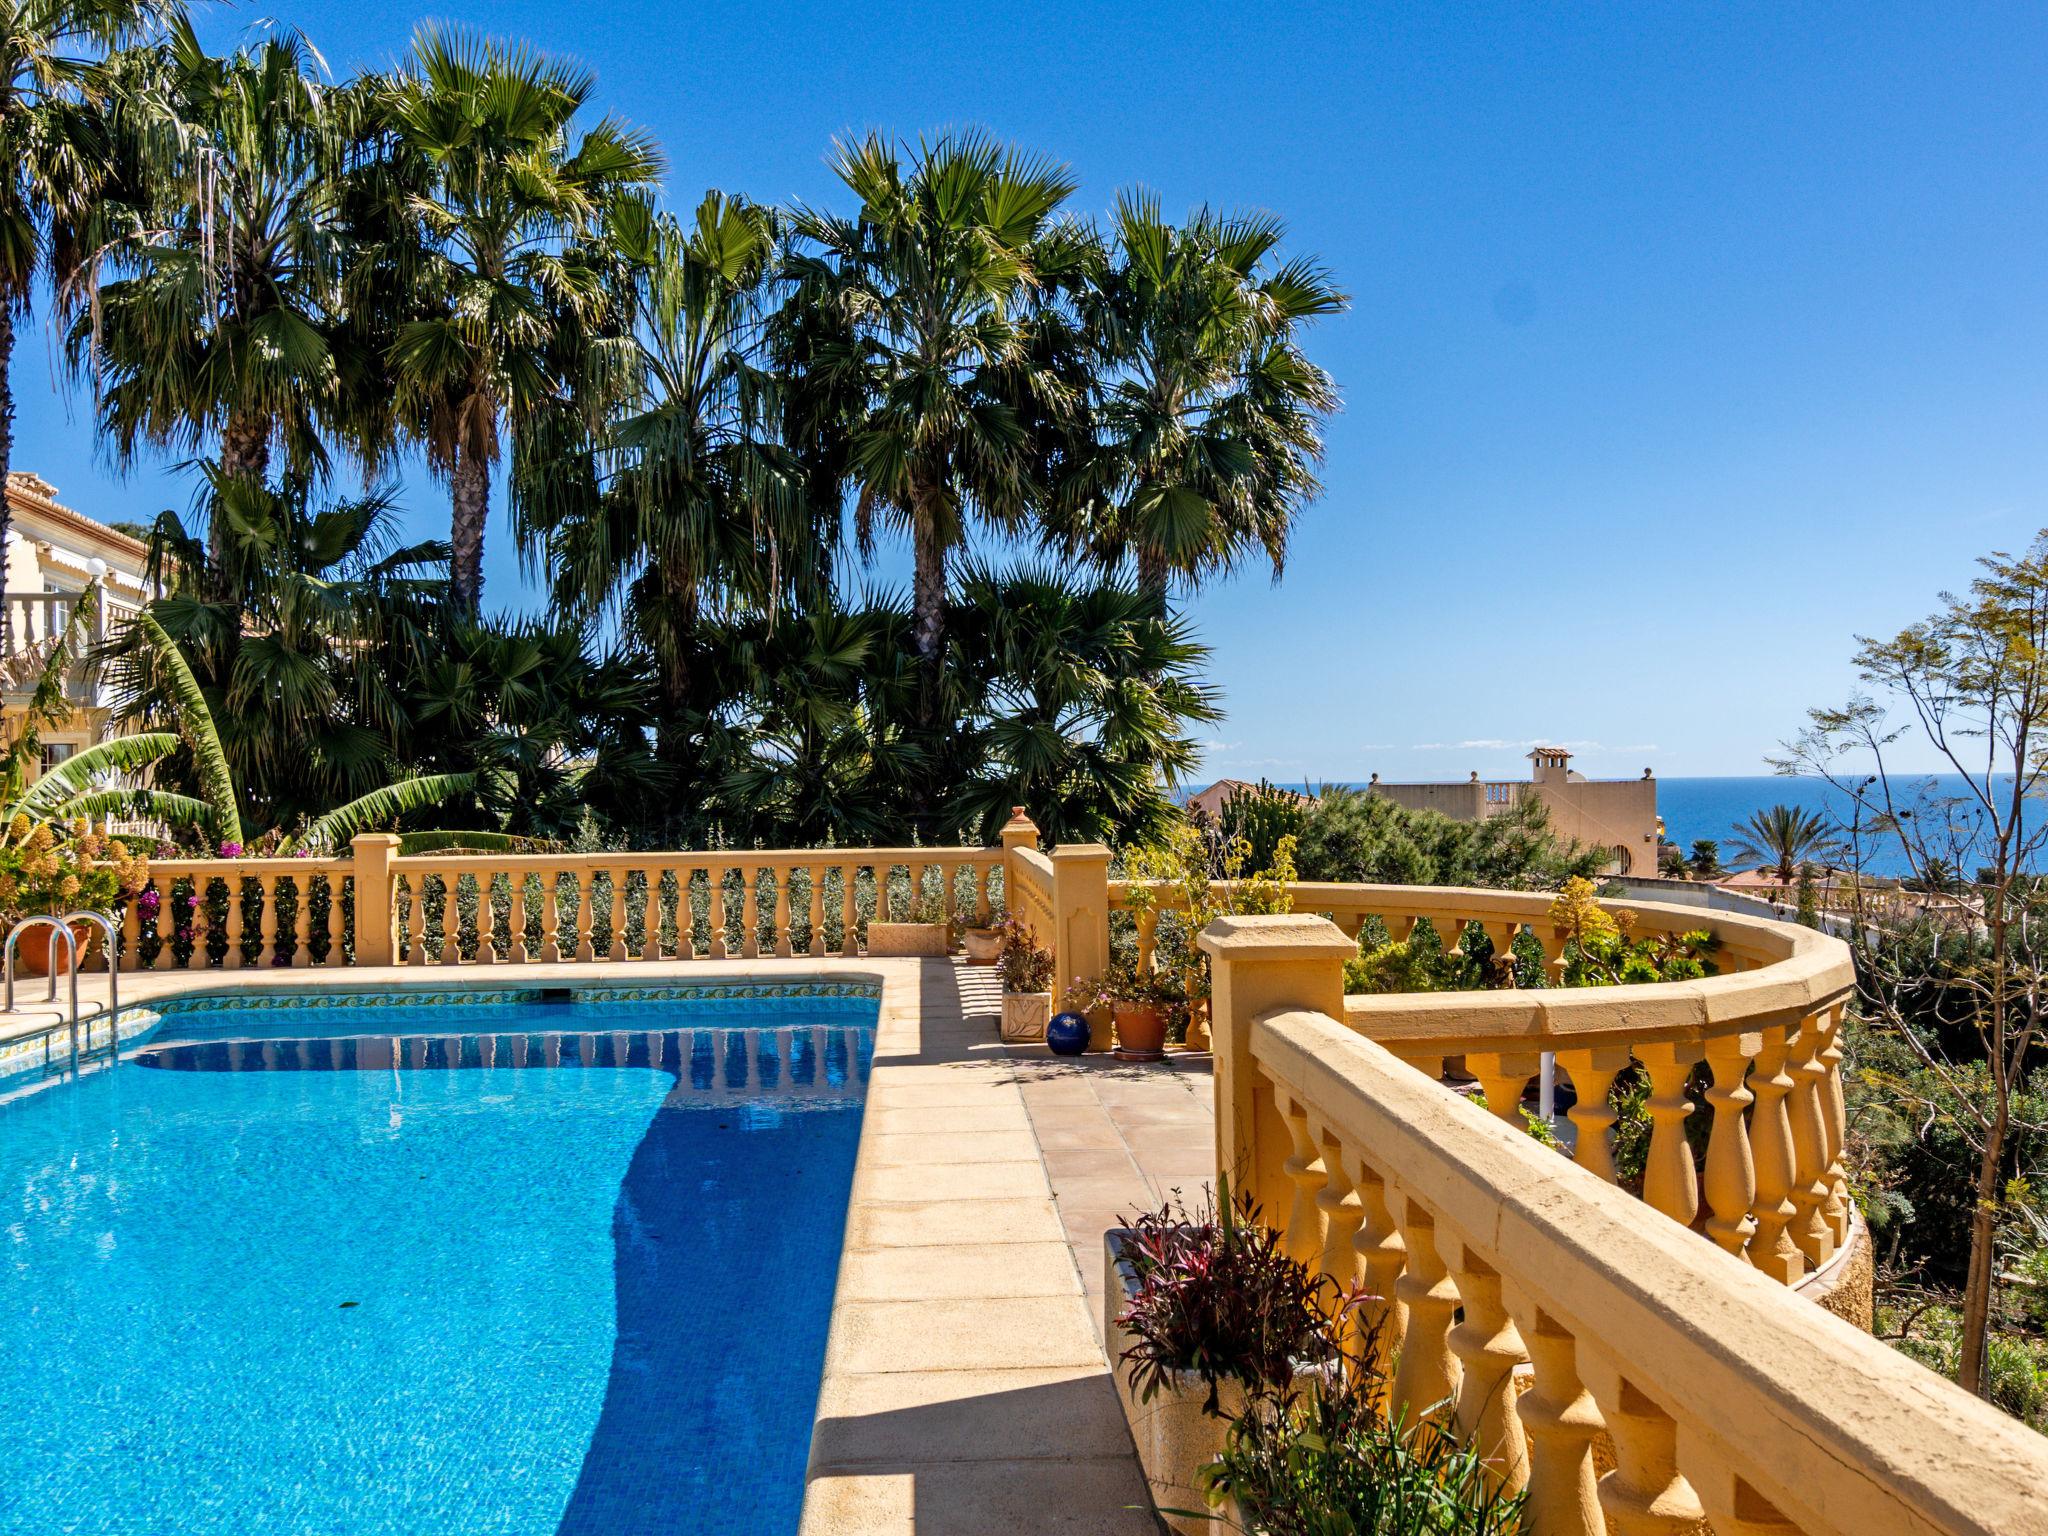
[1116,1186,1333,1415]
[995,914,1054,994]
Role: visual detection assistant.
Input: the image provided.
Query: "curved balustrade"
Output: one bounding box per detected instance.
[1124,879,1857,1286]
[1198,914,2047,1536]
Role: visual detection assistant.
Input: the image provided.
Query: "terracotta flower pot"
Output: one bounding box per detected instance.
[1113,1001,1168,1061]
[14,919,96,977]
[961,926,1003,964]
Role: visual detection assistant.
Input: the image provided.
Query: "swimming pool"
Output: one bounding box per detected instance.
[0,983,878,1535]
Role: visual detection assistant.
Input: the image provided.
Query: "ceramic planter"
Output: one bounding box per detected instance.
[961,926,1003,964]
[1103,1228,1331,1534]
[864,921,951,957]
[14,919,96,978]
[1112,1000,1168,1061]
[1000,991,1052,1042]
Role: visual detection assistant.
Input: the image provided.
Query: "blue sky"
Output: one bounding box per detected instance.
[15,2,2046,779]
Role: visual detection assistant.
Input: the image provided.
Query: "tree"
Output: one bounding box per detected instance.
[778,131,1083,683]
[1728,802,1842,884]
[520,191,824,734]
[1689,838,1723,878]
[0,0,176,648]
[80,23,357,581]
[1779,529,2048,1400]
[1292,786,1606,891]
[378,23,660,609]
[1057,193,1342,608]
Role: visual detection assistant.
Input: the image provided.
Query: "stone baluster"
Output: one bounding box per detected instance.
[1390,1193,1461,1419]
[403,880,425,965]
[252,876,274,969]
[1677,1436,1803,1536]
[1445,1239,1529,1493]
[1746,1023,1804,1283]
[1817,1004,1851,1246]
[1637,1043,1700,1228]
[1581,1357,1708,1536]
[808,866,827,957]
[670,869,694,961]
[119,895,141,974]
[1787,1012,1837,1267]
[1469,1051,1536,1129]
[1345,1151,1407,1367]
[574,870,596,962]
[477,872,502,964]
[840,864,860,957]
[741,866,762,958]
[704,867,727,959]
[1702,1032,1759,1259]
[1134,908,1159,973]
[510,875,532,964]
[326,874,346,966]
[640,870,660,960]
[1309,1118,1363,1297]
[225,876,248,974]
[1276,1090,1326,1266]
[1504,1293,1603,1536]
[1557,1047,1626,1183]
[432,876,457,965]
[535,875,558,964]
[283,874,308,967]
[773,868,794,958]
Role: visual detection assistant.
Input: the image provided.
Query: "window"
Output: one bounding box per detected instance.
[40,741,76,773]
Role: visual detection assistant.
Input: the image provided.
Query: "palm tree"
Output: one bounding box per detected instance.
[377,24,661,610]
[77,22,358,578]
[1057,193,1344,609]
[777,131,1083,678]
[0,0,180,646]
[520,191,824,732]
[1729,803,1843,885]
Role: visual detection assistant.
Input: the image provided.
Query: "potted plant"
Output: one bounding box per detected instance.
[961,896,1005,964]
[996,914,1055,1042]
[1105,1187,1342,1534]
[1121,821,1299,1051]
[0,818,150,975]
[1070,960,1186,1061]
[864,884,951,957]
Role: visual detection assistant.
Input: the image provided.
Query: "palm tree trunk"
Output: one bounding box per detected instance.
[450,447,489,612]
[911,504,947,673]
[0,310,15,658]
[216,410,270,589]
[1135,544,1170,617]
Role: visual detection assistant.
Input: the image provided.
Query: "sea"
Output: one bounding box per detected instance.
[1276,775,2023,880]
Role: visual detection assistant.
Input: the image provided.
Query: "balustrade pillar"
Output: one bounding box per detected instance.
[574,872,596,963]
[1677,1436,1802,1536]
[1344,1150,1407,1370]
[1817,1004,1851,1246]
[1557,1047,1627,1183]
[1504,1293,1603,1536]
[440,878,463,964]
[741,868,761,958]
[1581,1356,1708,1536]
[1277,1090,1327,1267]
[1390,1194,1460,1419]
[605,872,626,962]
[1788,1012,1837,1266]
[809,866,826,958]
[1702,1032,1758,1259]
[1309,1118,1362,1296]
[840,865,859,957]
[1747,1024,1804,1283]
[286,875,308,967]
[252,877,273,970]
[1637,1043,1700,1228]
[774,870,794,957]
[640,871,660,960]
[1446,1240,1529,1493]
[1469,1051,1538,1129]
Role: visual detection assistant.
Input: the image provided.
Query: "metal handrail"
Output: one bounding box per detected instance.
[2,910,120,1072]
[4,916,79,1068]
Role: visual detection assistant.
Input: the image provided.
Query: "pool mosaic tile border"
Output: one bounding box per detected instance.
[150,978,883,1014]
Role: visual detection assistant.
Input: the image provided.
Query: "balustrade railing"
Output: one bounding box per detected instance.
[111,837,1007,972]
[1198,913,2047,1536]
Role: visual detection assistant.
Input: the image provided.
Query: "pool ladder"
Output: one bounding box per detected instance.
[2,912,123,1074]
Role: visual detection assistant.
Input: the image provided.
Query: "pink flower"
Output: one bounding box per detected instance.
[136,889,160,915]
[218,841,243,859]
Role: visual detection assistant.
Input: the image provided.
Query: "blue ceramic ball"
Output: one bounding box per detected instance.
[1045,1011,1090,1056]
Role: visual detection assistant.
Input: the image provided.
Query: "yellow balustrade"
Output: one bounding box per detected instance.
[105,838,1005,972]
[1197,913,2048,1536]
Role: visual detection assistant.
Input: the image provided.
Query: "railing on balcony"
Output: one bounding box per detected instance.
[1,590,140,701]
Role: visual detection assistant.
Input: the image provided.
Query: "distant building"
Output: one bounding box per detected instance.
[1,473,154,778]
[1364,747,1660,874]
[1187,748,1659,874]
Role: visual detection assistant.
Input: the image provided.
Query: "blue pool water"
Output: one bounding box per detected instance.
[0,986,876,1535]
